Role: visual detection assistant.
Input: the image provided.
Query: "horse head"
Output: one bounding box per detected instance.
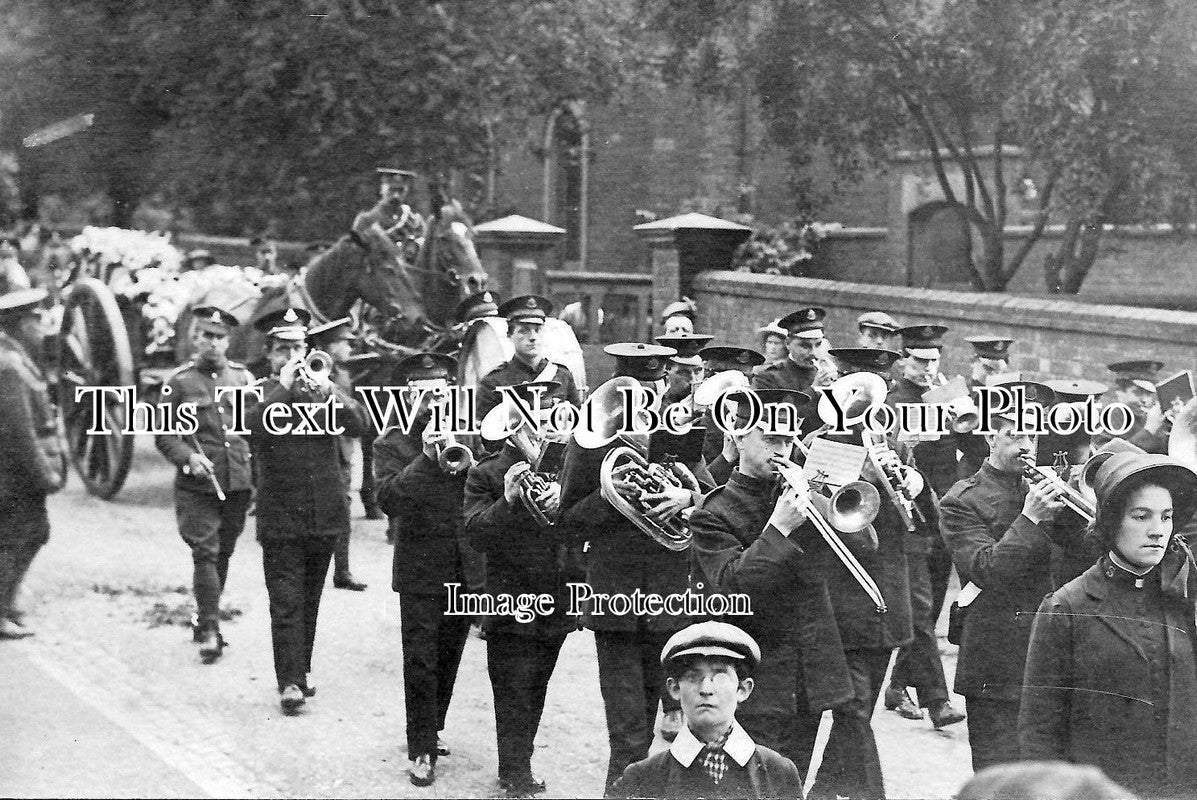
[416,191,488,327]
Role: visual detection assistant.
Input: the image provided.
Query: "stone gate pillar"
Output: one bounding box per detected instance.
[473,214,567,297]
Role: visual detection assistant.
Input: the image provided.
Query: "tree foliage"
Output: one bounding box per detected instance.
[0,0,650,236]
[650,0,1197,292]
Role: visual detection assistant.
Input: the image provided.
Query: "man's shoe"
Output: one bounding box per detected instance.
[280,684,306,714]
[333,573,367,591]
[660,709,684,742]
[884,686,923,720]
[408,754,435,787]
[929,699,966,729]
[197,630,223,663]
[190,614,204,643]
[0,618,34,640]
[500,774,546,798]
[436,736,450,757]
[298,678,317,698]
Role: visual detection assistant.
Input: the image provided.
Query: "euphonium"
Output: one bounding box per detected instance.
[480,400,560,527]
[861,429,926,532]
[1018,452,1095,523]
[770,456,887,613]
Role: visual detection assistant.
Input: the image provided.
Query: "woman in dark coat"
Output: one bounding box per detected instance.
[1019,452,1197,798]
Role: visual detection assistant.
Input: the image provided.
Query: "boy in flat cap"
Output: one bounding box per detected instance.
[155,306,255,662]
[476,295,580,422]
[611,621,804,799]
[0,289,64,639]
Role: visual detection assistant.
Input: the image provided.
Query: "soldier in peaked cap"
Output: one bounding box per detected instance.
[655,333,714,410]
[699,346,768,468]
[956,336,1015,482]
[0,289,64,640]
[155,305,255,662]
[454,290,500,324]
[752,308,827,435]
[476,295,580,423]
[248,307,311,379]
[306,317,372,588]
[828,347,902,381]
[1105,359,1170,454]
[939,377,1090,774]
[857,311,902,352]
[558,340,706,792]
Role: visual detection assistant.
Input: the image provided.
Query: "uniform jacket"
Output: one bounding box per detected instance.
[939,461,1087,699]
[155,356,255,495]
[558,438,691,634]
[249,378,367,540]
[689,469,854,713]
[890,377,962,498]
[750,358,820,436]
[956,379,989,481]
[463,444,583,638]
[1019,556,1197,798]
[477,356,581,421]
[0,332,64,514]
[382,452,470,595]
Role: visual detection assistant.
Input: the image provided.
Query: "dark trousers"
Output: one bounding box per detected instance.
[487,632,567,781]
[262,537,334,691]
[359,435,377,509]
[595,628,674,794]
[333,529,353,577]
[890,554,950,706]
[809,647,891,800]
[400,592,470,759]
[965,696,1021,773]
[928,540,952,627]
[174,488,251,632]
[0,511,49,619]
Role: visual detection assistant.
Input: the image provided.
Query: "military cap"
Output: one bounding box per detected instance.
[1092,452,1197,531]
[778,307,826,339]
[660,298,698,322]
[254,307,311,340]
[965,335,1013,360]
[184,248,216,267]
[986,379,1056,424]
[661,621,761,669]
[725,387,812,426]
[756,319,787,344]
[1107,359,1164,393]
[699,346,766,371]
[499,294,553,325]
[857,311,900,334]
[606,342,677,382]
[307,316,355,344]
[0,287,47,319]
[829,347,903,374]
[454,291,500,324]
[1045,378,1107,404]
[899,324,948,359]
[393,352,458,385]
[192,305,238,335]
[655,333,714,367]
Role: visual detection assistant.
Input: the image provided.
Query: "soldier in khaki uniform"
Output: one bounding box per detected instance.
[0,288,65,639]
[155,306,255,662]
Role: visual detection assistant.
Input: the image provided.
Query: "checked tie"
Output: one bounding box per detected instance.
[700,727,733,785]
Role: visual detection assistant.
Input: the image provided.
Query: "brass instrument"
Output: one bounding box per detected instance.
[770,456,887,613]
[435,437,476,475]
[293,349,334,394]
[693,369,750,408]
[861,429,926,532]
[480,400,559,527]
[1018,452,1095,523]
[576,376,693,550]
[816,372,889,429]
[945,394,980,433]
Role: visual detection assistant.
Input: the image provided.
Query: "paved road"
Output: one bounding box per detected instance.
[2,437,975,798]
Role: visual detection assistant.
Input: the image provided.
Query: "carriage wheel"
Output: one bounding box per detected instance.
[57,278,136,499]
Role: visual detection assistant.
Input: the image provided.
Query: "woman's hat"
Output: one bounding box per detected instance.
[1093,452,1197,530]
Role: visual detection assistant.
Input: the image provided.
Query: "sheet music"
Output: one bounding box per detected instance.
[804,437,868,487]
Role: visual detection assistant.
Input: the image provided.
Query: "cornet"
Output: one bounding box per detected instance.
[293,349,334,393]
[435,436,476,475]
[770,456,887,613]
[1018,452,1095,523]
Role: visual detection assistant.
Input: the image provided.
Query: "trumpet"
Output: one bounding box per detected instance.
[292,349,334,393]
[1018,452,1095,523]
[861,429,926,532]
[435,436,476,475]
[770,456,887,613]
[480,400,560,527]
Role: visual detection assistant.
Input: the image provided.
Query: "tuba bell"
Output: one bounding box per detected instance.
[480,400,560,527]
[693,369,750,408]
[817,373,889,429]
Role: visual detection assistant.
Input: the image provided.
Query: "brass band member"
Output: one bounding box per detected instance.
[374,353,474,787]
[856,311,902,353]
[464,379,581,798]
[155,306,254,662]
[1020,452,1197,798]
[699,345,767,470]
[939,381,1087,773]
[249,307,312,380]
[752,307,825,396]
[476,295,580,422]
[1099,359,1170,454]
[688,388,854,783]
[250,316,368,715]
[558,342,701,794]
[957,336,1014,480]
[0,289,64,640]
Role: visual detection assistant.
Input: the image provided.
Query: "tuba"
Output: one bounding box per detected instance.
[576,376,695,551]
[480,400,560,527]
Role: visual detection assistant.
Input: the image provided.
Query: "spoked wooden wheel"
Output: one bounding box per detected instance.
[57,278,136,499]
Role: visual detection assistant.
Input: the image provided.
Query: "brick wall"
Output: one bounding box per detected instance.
[692,271,1197,382]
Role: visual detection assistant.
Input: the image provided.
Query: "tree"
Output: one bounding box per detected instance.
[0,0,651,236]
[650,0,1197,292]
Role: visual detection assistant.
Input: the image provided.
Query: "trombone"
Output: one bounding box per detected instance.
[1018,452,1096,523]
[770,454,887,613]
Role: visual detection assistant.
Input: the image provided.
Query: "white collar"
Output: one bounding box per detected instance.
[670,721,756,768]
